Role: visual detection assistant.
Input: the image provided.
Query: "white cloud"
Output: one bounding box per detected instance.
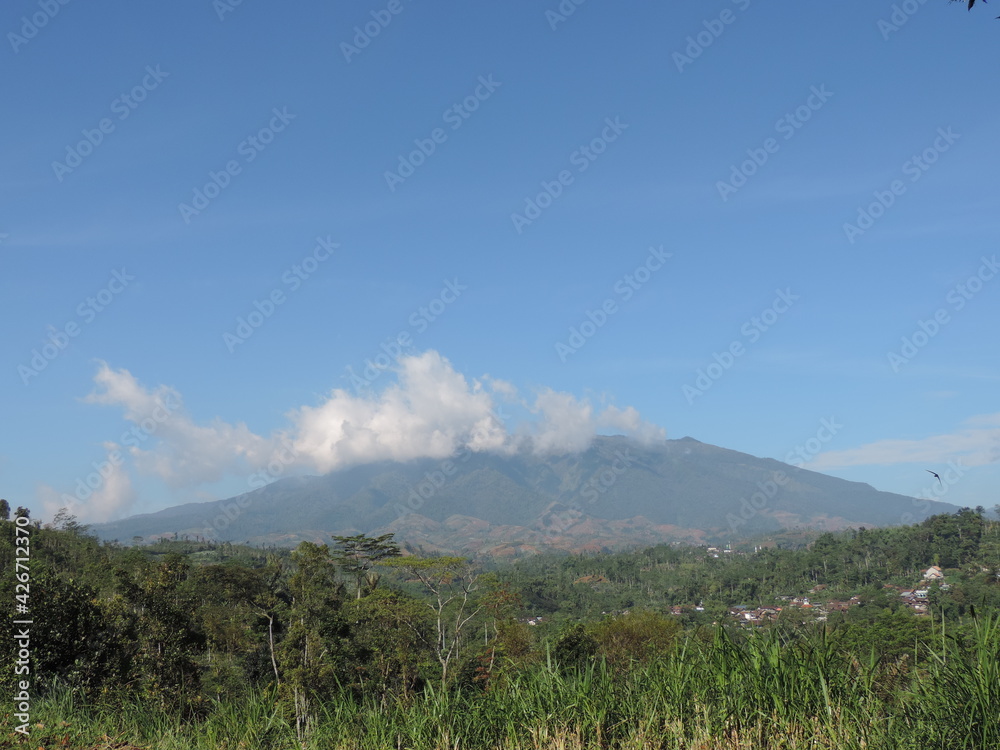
[86,361,273,487]
[525,391,666,454]
[38,442,138,523]
[809,413,1000,470]
[528,389,596,454]
[288,351,510,472]
[597,404,666,445]
[484,376,519,401]
[73,351,667,500]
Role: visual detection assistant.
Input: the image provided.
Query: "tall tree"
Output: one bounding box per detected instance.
[187,560,287,694]
[278,542,347,745]
[112,554,204,713]
[384,556,484,685]
[50,507,89,534]
[330,532,401,598]
[342,588,432,703]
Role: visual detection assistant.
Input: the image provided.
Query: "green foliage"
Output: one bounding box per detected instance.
[552,623,597,669]
[22,619,1000,749]
[2,508,999,748]
[330,532,401,599]
[341,588,432,700]
[50,507,90,535]
[24,569,128,694]
[385,556,485,685]
[498,509,1000,622]
[277,542,349,740]
[111,554,205,714]
[588,610,682,669]
[187,562,286,694]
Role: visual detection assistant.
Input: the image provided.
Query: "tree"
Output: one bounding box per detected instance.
[278,542,348,744]
[187,561,287,695]
[23,570,127,695]
[50,507,89,534]
[111,554,204,714]
[0,499,9,521]
[384,556,484,685]
[553,622,598,670]
[589,610,682,671]
[342,588,432,702]
[249,557,289,688]
[460,578,532,689]
[330,532,401,599]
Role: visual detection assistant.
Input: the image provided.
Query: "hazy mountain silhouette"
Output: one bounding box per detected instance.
[92,436,957,556]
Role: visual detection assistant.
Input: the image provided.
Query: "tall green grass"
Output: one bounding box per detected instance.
[904,614,1000,750]
[16,618,999,750]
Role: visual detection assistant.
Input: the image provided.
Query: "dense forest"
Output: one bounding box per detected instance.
[2,503,999,749]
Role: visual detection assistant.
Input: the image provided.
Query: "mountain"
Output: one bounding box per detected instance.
[91,436,958,556]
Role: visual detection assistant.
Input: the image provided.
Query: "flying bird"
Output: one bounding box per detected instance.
[926,470,942,487]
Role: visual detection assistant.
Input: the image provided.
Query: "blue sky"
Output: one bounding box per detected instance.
[2,0,998,524]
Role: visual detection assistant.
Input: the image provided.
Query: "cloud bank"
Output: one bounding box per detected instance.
[49,351,666,521]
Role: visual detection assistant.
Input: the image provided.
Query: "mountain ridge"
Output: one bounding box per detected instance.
[91,435,958,555]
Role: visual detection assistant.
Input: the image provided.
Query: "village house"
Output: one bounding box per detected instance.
[727,605,783,626]
[922,565,944,580]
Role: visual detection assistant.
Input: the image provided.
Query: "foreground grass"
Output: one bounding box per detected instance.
[7,617,999,750]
